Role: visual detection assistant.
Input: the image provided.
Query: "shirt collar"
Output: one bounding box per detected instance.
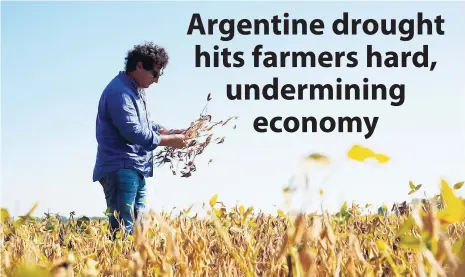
[118,71,147,102]
[118,71,138,90]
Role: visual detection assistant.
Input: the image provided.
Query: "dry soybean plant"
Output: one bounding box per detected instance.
[2,140,465,277]
[153,93,238,178]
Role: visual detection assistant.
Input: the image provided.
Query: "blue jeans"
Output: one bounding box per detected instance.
[99,169,147,239]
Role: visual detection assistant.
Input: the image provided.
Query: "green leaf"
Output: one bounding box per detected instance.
[409,181,415,190]
[453,181,464,190]
[77,216,90,227]
[103,207,112,216]
[340,201,348,214]
[184,204,194,215]
[335,201,352,223]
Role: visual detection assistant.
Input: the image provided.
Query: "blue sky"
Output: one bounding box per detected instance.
[2,1,464,217]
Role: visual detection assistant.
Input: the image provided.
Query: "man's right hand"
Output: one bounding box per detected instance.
[159,134,188,149]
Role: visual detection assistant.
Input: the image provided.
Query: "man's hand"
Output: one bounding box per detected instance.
[171,129,186,134]
[159,134,187,149]
[159,128,186,135]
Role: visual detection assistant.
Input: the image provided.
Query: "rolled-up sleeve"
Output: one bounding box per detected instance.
[107,91,161,151]
[151,122,165,133]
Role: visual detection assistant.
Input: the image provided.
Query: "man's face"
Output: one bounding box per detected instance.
[136,62,163,89]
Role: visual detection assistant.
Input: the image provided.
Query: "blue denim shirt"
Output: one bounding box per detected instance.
[92,71,164,182]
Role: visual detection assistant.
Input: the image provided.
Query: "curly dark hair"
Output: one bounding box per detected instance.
[124,41,169,73]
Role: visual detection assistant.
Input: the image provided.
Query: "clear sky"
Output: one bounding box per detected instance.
[2,1,464,218]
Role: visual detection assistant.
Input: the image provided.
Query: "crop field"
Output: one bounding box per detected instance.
[1,145,465,277]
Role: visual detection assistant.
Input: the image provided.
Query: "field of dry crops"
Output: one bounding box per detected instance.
[1,145,465,277]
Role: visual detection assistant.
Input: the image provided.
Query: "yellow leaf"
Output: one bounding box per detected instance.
[26,202,38,217]
[305,153,330,164]
[396,217,415,237]
[452,237,465,255]
[214,209,223,218]
[0,208,10,222]
[437,179,465,224]
[277,210,286,217]
[347,145,375,162]
[348,145,390,164]
[399,235,421,250]
[319,189,324,196]
[376,240,388,252]
[244,207,253,218]
[375,153,390,163]
[239,205,244,215]
[453,181,464,190]
[282,186,294,193]
[209,194,218,208]
[247,220,257,228]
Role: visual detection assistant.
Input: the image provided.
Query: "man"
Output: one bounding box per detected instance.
[93,41,187,239]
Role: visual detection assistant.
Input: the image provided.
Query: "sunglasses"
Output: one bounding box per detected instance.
[151,69,163,78]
